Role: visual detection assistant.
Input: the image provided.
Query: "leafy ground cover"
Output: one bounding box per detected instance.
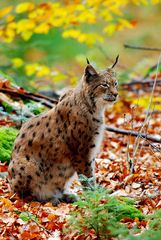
[0,74,160,239]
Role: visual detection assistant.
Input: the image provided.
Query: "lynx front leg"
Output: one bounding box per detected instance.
[73,157,96,190]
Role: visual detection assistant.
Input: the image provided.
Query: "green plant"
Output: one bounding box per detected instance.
[0,127,18,163]
[128,210,161,240]
[66,187,144,239]
[19,211,39,224]
[0,101,45,123]
[0,70,14,83]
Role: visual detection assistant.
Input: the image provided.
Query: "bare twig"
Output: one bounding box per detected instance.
[132,54,161,159]
[26,211,54,237]
[122,53,161,171]
[142,139,161,152]
[32,218,54,236]
[105,126,161,143]
[124,44,161,51]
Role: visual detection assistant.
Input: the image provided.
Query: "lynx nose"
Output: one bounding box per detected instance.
[113,93,118,98]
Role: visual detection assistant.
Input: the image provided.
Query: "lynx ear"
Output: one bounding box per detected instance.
[84,64,98,82]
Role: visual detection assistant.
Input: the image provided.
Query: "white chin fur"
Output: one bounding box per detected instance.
[106,101,115,106]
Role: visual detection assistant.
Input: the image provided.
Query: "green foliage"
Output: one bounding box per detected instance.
[0,127,18,163]
[0,101,44,163]
[128,210,161,240]
[1,102,13,113]
[0,101,45,123]
[0,70,14,83]
[66,187,144,239]
[19,211,39,223]
[0,1,160,89]
[144,63,161,79]
[118,71,130,84]
[106,196,143,221]
[25,102,45,115]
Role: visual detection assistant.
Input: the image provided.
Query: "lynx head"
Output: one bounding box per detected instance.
[81,56,119,110]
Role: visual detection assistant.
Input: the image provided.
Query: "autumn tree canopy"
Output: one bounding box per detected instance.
[0,0,160,87]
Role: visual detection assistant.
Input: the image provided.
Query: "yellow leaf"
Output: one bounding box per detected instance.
[62,29,81,39]
[47,213,57,220]
[151,0,161,3]
[84,33,104,46]
[36,65,50,77]
[12,58,24,68]
[0,29,3,37]
[16,2,35,13]
[75,4,85,11]
[132,0,148,5]
[70,76,77,86]
[6,15,15,23]
[0,198,14,210]
[7,22,16,29]
[25,63,38,76]
[109,4,123,16]
[4,38,13,43]
[34,23,50,34]
[16,19,35,33]
[132,96,161,110]
[49,17,65,27]
[5,28,15,38]
[77,11,96,24]
[21,31,33,40]
[117,18,133,31]
[28,11,38,19]
[0,6,13,18]
[100,9,112,21]
[104,24,116,35]
[53,72,67,82]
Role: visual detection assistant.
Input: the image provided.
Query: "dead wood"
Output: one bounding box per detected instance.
[106,126,161,143]
[121,78,161,88]
[0,88,57,108]
[124,44,161,51]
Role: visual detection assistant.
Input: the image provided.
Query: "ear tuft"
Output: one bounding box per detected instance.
[84,65,98,82]
[111,55,119,69]
[86,58,90,65]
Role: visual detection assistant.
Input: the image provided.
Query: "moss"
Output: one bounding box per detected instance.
[0,127,18,163]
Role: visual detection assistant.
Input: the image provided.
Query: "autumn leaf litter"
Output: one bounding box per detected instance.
[0,90,161,239]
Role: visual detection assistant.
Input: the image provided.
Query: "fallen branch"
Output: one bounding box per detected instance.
[121,78,161,88]
[105,126,161,143]
[0,88,57,108]
[124,44,161,51]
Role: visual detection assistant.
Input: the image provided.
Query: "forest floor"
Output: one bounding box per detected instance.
[0,77,161,239]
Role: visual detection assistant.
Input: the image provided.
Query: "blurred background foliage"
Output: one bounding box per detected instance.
[0,0,161,91]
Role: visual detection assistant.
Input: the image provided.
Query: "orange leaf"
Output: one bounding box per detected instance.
[21,231,31,240]
[47,213,57,221]
[0,198,14,211]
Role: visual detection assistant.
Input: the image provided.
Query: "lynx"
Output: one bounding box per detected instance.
[8,57,119,205]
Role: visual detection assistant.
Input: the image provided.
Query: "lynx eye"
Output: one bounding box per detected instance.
[100,84,109,88]
[114,82,118,87]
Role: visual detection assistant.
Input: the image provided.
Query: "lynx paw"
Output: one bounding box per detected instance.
[50,197,61,206]
[62,193,78,203]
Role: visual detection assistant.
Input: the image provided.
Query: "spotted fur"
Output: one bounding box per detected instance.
[8,62,118,205]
